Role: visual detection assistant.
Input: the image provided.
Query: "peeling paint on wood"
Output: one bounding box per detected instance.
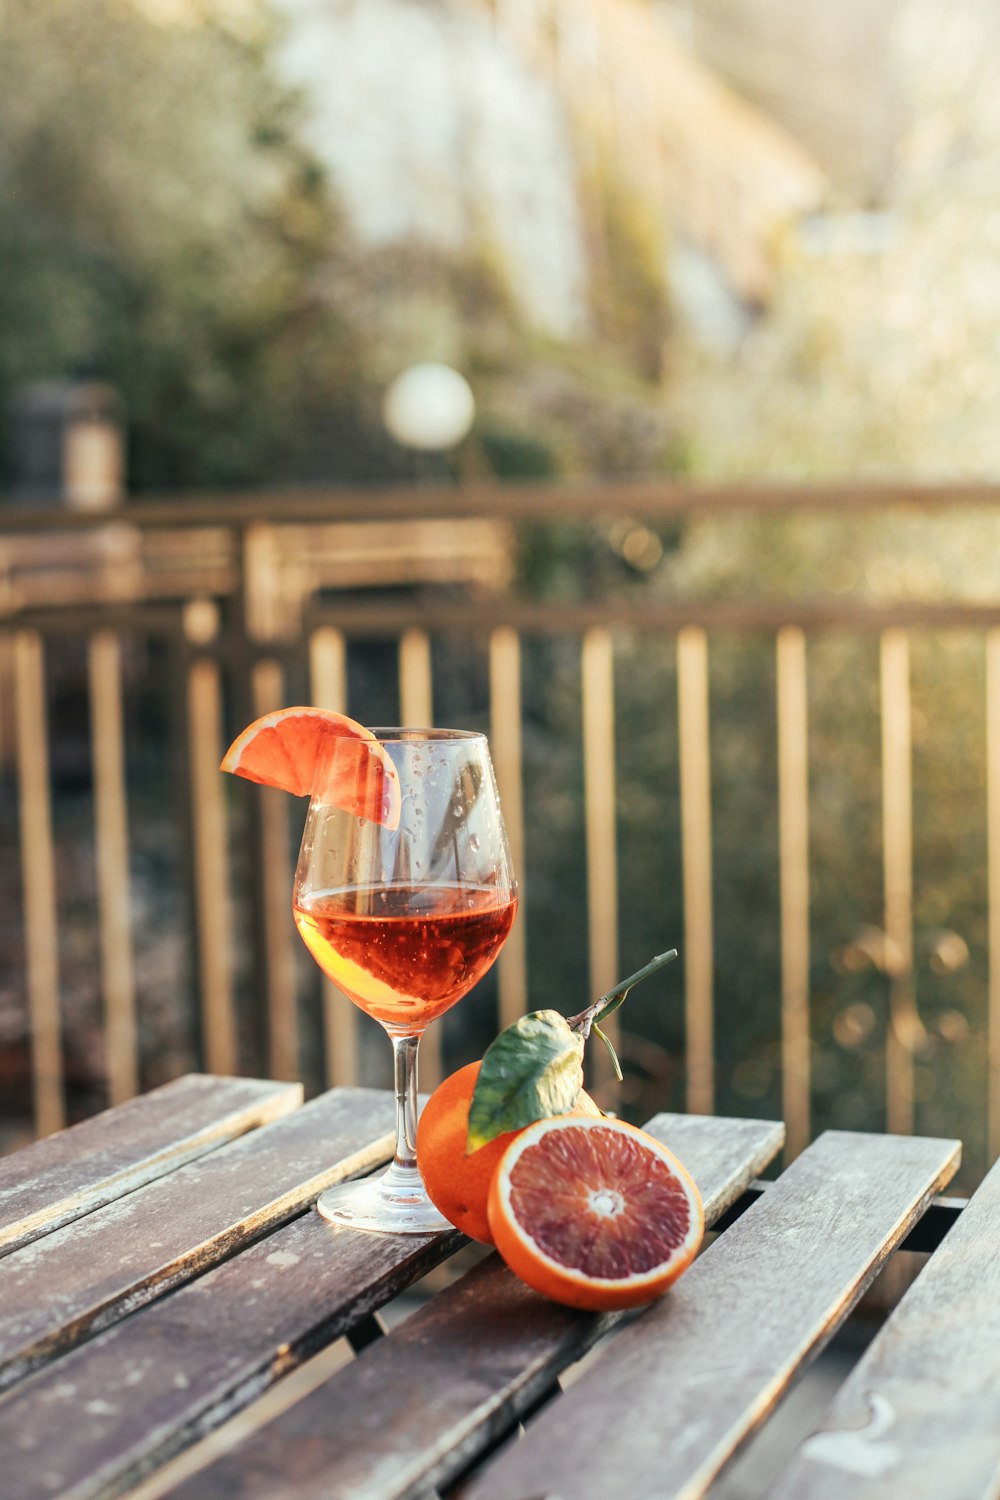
[0,1076,302,1257]
[153,1114,786,1500]
[0,1210,460,1500]
[459,1130,961,1500]
[0,1088,394,1393]
[771,1148,1000,1500]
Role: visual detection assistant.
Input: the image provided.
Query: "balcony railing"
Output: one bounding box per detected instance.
[2,481,998,1184]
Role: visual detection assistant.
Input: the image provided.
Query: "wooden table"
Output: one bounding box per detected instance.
[2,1073,997,1500]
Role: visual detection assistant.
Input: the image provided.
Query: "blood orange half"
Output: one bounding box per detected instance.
[416,1060,602,1245]
[220,707,401,829]
[487,1115,703,1311]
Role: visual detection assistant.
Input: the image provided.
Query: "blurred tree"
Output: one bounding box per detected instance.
[0,0,676,491]
[669,0,1000,487]
[618,0,1000,1181]
[0,0,366,487]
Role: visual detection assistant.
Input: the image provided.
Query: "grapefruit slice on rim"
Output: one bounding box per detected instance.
[220,707,401,829]
[487,1114,704,1311]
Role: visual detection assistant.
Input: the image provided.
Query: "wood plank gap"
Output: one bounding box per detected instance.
[0,1203,458,1500]
[152,1115,785,1500]
[0,1074,300,1257]
[461,1130,960,1500]
[0,1087,394,1393]
[770,1148,1000,1500]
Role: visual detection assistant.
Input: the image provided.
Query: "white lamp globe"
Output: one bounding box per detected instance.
[382,363,476,452]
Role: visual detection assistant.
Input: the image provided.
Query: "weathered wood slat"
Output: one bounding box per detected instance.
[460,1130,960,1500]
[0,1074,301,1257]
[0,1087,394,1392]
[770,1154,1000,1500]
[156,1114,786,1500]
[0,1214,461,1500]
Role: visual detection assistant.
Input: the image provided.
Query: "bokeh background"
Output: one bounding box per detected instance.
[3,0,1000,1188]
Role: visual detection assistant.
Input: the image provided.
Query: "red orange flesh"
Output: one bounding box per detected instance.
[487,1114,703,1310]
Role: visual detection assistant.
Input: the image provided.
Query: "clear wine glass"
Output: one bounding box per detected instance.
[293,728,518,1233]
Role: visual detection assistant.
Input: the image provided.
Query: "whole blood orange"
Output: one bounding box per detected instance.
[416,1060,600,1245]
[220,707,400,829]
[487,1114,703,1310]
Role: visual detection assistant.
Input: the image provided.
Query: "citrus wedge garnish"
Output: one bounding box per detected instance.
[220,707,401,829]
[487,1114,703,1310]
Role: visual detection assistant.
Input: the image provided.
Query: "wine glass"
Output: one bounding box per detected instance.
[293,728,518,1233]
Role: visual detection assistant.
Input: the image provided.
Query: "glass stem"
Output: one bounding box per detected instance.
[390,1032,421,1173]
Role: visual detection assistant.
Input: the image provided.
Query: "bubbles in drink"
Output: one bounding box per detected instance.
[469,834,480,851]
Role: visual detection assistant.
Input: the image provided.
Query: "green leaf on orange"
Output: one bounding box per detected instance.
[466,1010,585,1154]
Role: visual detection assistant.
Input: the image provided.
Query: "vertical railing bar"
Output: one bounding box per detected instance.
[490,626,528,1028]
[88,629,139,1105]
[677,626,714,1115]
[309,626,359,1090]
[881,628,915,1137]
[252,659,299,1083]
[776,626,811,1159]
[398,627,440,1089]
[986,629,1000,1161]
[0,631,15,780]
[13,630,64,1137]
[399,628,434,729]
[581,627,619,1088]
[187,654,237,1077]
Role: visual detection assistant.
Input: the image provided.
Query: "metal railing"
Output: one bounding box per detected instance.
[2,480,999,1178]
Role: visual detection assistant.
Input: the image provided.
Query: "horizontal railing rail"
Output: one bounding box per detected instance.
[7,477,1000,529]
[1,480,997,1185]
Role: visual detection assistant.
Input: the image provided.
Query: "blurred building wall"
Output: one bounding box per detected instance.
[276,0,589,338]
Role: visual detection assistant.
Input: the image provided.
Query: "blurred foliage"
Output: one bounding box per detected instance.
[668,1,1000,481]
[5,0,998,1185]
[0,0,672,491]
[0,0,355,487]
[598,0,1000,1180]
[581,140,671,383]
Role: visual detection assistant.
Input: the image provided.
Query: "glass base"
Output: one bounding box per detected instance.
[315,1161,453,1235]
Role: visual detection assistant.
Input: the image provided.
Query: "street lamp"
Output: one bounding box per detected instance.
[381,363,476,458]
